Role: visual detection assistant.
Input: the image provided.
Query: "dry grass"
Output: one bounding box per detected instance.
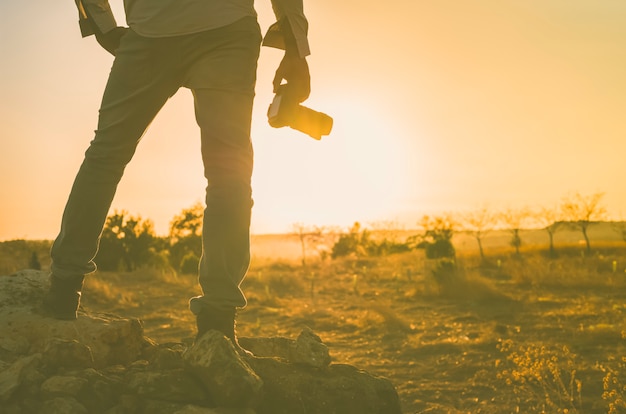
[3,235,626,413]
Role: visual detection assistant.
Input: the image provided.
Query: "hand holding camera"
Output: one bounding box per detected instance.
[267,25,332,140]
[267,84,333,140]
[273,54,311,103]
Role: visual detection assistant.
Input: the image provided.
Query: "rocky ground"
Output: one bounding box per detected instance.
[0,270,401,414]
[2,247,626,413]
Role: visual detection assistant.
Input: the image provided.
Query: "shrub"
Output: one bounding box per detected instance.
[331,222,411,259]
[179,252,200,275]
[331,222,371,259]
[412,214,456,259]
[497,340,583,413]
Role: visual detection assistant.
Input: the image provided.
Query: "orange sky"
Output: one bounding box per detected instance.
[1,1,625,240]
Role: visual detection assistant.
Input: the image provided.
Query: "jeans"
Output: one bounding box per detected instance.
[51,16,262,312]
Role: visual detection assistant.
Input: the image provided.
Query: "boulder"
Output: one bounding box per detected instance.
[0,270,401,414]
[40,397,88,414]
[248,358,401,414]
[0,354,42,403]
[40,375,88,399]
[0,270,146,368]
[183,331,263,409]
[239,327,331,368]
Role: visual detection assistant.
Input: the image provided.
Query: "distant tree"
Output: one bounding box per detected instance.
[331,222,410,259]
[461,207,497,261]
[412,214,456,259]
[291,223,324,267]
[97,210,159,271]
[499,207,531,256]
[368,220,411,256]
[560,192,607,254]
[535,206,565,257]
[612,220,626,244]
[168,202,204,273]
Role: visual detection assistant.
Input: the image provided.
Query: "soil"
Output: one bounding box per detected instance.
[83,249,626,413]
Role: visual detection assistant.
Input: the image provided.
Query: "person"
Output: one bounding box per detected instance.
[43,0,312,354]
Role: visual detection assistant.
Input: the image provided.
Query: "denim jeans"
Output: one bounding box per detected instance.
[51,16,262,312]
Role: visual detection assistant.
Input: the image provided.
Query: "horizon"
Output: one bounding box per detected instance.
[2,215,624,242]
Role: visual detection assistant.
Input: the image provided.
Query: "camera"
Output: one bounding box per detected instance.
[267,84,333,140]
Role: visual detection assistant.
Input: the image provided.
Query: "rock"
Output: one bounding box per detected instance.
[72,367,124,413]
[183,331,263,409]
[247,359,402,414]
[292,327,332,367]
[42,338,94,372]
[0,353,42,402]
[0,335,30,358]
[40,396,88,414]
[149,342,185,370]
[0,270,145,368]
[1,269,402,414]
[140,400,245,414]
[239,327,331,368]
[41,375,88,398]
[126,368,207,404]
[175,406,256,414]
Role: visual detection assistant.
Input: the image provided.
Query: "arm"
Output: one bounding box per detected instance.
[264,0,311,58]
[75,0,117,37]
[74,0,127,55]
[265,0,311,102]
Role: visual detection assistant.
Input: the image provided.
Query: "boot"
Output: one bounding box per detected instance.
[196,306,252,357]
[42,274,84,320]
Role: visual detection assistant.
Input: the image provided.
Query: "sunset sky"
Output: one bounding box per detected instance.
[1,1,625,240]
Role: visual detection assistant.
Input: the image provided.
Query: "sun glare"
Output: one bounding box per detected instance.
[251,100,415,233]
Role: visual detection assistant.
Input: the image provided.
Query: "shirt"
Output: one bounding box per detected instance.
[75,0,310,57]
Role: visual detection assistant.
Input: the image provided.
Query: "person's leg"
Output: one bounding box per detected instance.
[184,18,261,345]
[193,85,255,310]
[47,30,183,318]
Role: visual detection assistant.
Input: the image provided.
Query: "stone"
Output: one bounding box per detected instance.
[247,359,402,414]
[40,396,88,414]
[1,270,402,414]
[292,327,332,368]
[0,334,30,357]
[0,270,146,368]
[0,353,42,402]
[41,375,88,398]
[183,331,263,409]
[42,338,94,372]
[239,327,331,368]
[149,343,185,370]
[175,406,256,414]
[74,368,124,413]
[126,368,207,404]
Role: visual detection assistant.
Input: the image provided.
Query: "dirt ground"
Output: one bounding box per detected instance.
[81,246,626,414]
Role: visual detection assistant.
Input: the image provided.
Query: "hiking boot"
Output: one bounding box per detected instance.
[196,306,252,357]
[42,274,84,320]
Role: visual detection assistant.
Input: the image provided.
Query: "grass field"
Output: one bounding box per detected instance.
[2,225,626,413]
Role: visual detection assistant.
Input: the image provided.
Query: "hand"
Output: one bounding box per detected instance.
[95,27,128,56]
[273,54,311,103]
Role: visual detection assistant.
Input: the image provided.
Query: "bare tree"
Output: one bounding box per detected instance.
[291,223,324,267]
[500,207,531,256]
[461,207,497,261]
[560,192,607,254]
[612,220,626,244]
[535,206,565,257]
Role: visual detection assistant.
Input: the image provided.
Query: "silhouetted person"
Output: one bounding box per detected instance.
[44,0,312,354]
